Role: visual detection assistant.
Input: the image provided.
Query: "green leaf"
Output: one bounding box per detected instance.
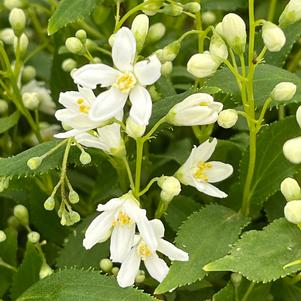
[202,0,247,11]
[155,204,249,294]
[48,0,103,35]
[0,111,20,134]
[17,269,157,301]
[11,242,43,300]
[272,279,301,301]
[204,218,301,283]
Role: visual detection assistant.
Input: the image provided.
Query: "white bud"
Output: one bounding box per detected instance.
[75,29,87,43]
[187,52,220,78]
[162,3,183,16]
[13,33,28,56]
[126,117,146,139]
[4,0,24,9]
[13,204,29,226]
[262,22,286,52]
[100,258,113,273]
[93,57,102,63]
[131,14,149,53]
[209,33,228,62]
[69,190,80,204]
[296,105,301,128]
[147,23,166,44]
[215,22,224,38]
[271,82,297,102]
[283,137,301,164]
[142,0,163,16]
[9,8,26,36]
[22,66,36,82]
[39,263,53,279]
[158,176,181,202]
[202,11,216,25]
[279,0,301,28]
[284,200,301,224]
[27,231,40,243]
[108,34,115,47]
[27,156,43,170]
[281,178,301,201]
[0,28,15,44]
[183,2,201,13]
[161,61,173,76]
[111,267,119,276]
[135,270,146,283]
[61,58,77,72]
[65,37,84,54]
[0,100,8,114]
[222,13,246,54]
[0,230,6,243]
[79,151,91,165]
[44,196,55,211]
[22,92,40,110]
[217,109,238,129]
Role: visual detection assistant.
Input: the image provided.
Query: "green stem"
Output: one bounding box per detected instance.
[0,258,17,272]
[155,199,169,219]
[134,137,144,198]
[241,282,255,301]
[268,0,277,21]
[256,96,272,131]
[195,10,204,52]
[139,177,159,197]
[122,156,135,191]
[278,105,286,120]
[143,117,166,142]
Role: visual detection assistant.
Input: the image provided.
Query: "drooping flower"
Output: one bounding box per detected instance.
[117,219,188,287]
[175,138,233,198]
[83,191,157,263]
[72,27,161,128]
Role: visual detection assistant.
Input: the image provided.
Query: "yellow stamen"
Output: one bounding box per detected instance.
[199,102,209,106]
[112,211,132,226]
[114,72,136,93]
[76,98,85,104]
[137,242,152,258]
[194,162,212,182]
[76,98,90,113]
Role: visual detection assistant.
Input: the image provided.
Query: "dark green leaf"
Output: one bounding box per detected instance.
[0,111,20,134]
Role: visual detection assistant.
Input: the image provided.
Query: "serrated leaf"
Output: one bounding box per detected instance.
[48,0,103,35]
[17,269,157,301]
[155,204,249,294]
[11,242,43,300]
[204,218,301,283]
[0,111,20,134]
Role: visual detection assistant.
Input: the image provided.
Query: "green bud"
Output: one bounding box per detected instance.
[39,263,53,279]
[44,196,55,211]
[75,29,87,43]
[111,267,119,276]
[27,156,43,170]
[22,65,36,82]
[135,270,145,284]
[69,211,80,224]
[158,40,181,63]
[126,117,146,139]
[146,22,166,44]
[61,58,77,72]
[79,151,91,165]
[131,14,149,53]
[202,11,216,25]
[161,61,173,76]
[142,0,163,16]
[100,258,113,273]
[9,8,26,36]
[93,57,102,63]
[183,2,201,13]
[162,3,183,16]
[0,100,8,114]
[231,272,242,287]
[0,230,6,243]
[7,216,20,228]
[22,92,40,110]
[13,33,28,56]
[27,231,40,243]
[69,190,79,204]
[13,204,29,226]
[65,37,84,55]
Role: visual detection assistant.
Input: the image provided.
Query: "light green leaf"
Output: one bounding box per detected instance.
[155,204,249,294]
[17,269,157,301]
[204,218,301,283]
[0,111,20,134]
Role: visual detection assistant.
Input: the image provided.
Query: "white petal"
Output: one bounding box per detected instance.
[206,161,233,183]
[72,64,119,89]
[193,180,228,198]
[110,223,135,263]
[58,91,82,111]
[136,215,158,251]
[54,129,83,139]
[134,55,161,86]
[97,123,122,150]
[89,87,127,122]
[117,248,141,287]
[75,132,108,151]
[174,93,214,111]
[144,254,169,283]
[129,85,152,126]
[77,86,96,104]
[112,27,136,72]
[149,219,165,238]
[189,138,217,166]
[97,198,123,212]
[157,239,189,261]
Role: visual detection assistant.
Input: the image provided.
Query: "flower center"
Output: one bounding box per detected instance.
[114,72,136,93]
[112,211,132,226]
[76,98,90,114]
[193,162,212,182]
[137,242,152,258]
[199,101,209,106]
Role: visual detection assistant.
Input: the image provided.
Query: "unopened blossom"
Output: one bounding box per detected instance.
[209,33,228,62]
[262,22,286,52]
[167,93,223,126]
[281,177,301,201]
[284,200,301,224]
[72,27,161,128]
[279,0,301,28]
[83,191,157,263]
[217,109,238,129]
[296,105,301,128]
[176,138,233,198]
[283,137,301,164]
[117,219,188,287]
[271,82,297,102]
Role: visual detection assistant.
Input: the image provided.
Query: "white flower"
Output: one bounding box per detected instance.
[262,22,286,52]
[75,123,125,157]
[167,93,223,126]
[72,27,161,127]
[284,200,301,224]
[117,219,188,287]
[176,138,233,198]
[83,192,157,263]
[283,136,301,164]
[279,0,301,28]
[158,176,181,202]
[297,105,301,128]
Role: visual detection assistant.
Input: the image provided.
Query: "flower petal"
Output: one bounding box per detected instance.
[206,161,233,183]
[96,198,123,212]
[136,215,158,251]
[144,254,169,283]
[117,248,141,287]
[89,87,127,122]
[149,219,165,238]
[134,55,161,86]
[157,239,189,261]
[54,129,83,139]
[129,85,152,125]
[189,138,217,167]
[72,64,119,89]
[193,180,228,198]
[77,86,96,104]
[75,132,108,151]
[112,27,136,72]
[96,123,122,151]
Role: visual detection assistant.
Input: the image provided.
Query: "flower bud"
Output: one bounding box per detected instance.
[65,37,84,55]
[157,40,181,63]
[262,22,286,52]
[146,22,166,44]
[27,156,43,170]
[13,33,28,56]
[162,3,183,16]
[161,61,173,76]
[158,176,181,203]
[297,105,301,128]
[13,204,29,226]
[27,231,40,243]
[202,11,216,25]
[142,0,163,16]
[271,82,297,102]
[75,29,87,43]
[93,57,102,63]
[44,196,55,211]
[0,230,6,243]
[183,2,201,13]
[126,117,146,139]
[135,270,146,284]
[231,273,242,287]
[187,52,220,78]
[222,13,246,54]
[22,65,36,82]
[60,210,80,226]
[283,137,301,164]
[9,8,26,36]
[7,216,20,228]
[79,151,91,165]
[131,14,149,53]
[279,0,301,28]
[281,177,301,201]
[39,263,53,279]
[22,92,40,110]
[209,33,228,62]
[215,22,224,38]
[4,0,24,9]
[284,200,301,224]
[217,109,238,129]
[100,258,113,273]
[108,34,115,47]
[111,267,119,276]
[69,190,80,204]
[61,58,77,72]
[0,100,8,114]
[0,28,15,45]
